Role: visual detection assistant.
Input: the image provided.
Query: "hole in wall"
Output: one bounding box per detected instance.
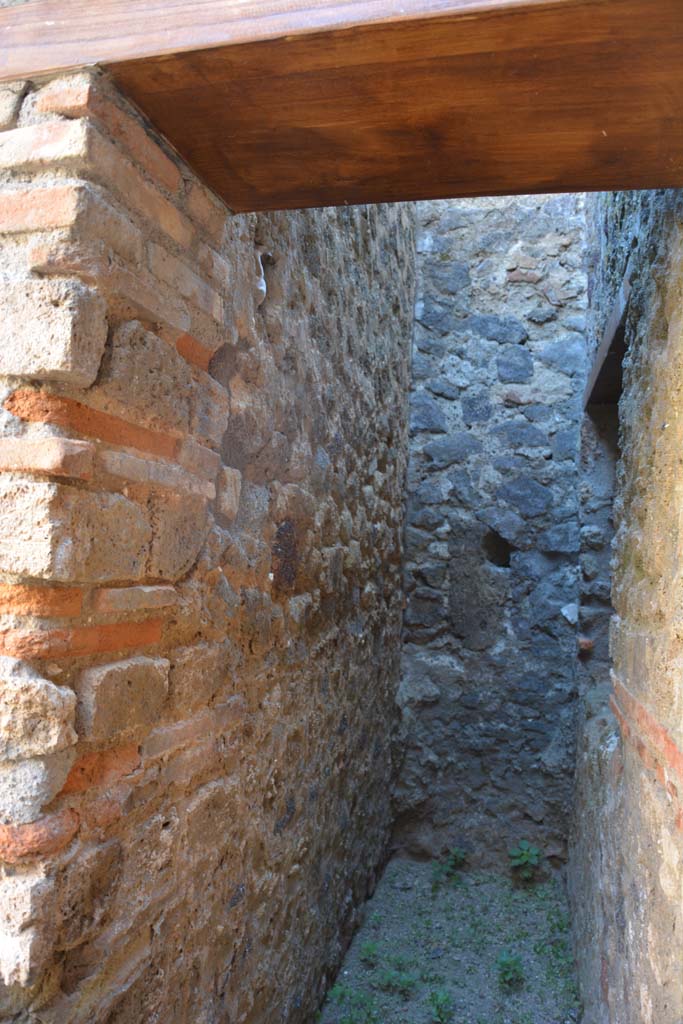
[482,528,513,567]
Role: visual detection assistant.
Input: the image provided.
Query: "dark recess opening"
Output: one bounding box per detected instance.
[482,529,513,567]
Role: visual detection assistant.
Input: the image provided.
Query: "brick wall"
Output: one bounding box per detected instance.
[570,191,683,1024]
[0,72,415,1022]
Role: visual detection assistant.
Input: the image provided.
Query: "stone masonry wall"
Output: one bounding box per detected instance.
[395,195,588,864]
[0,72,415,1023]
[570,191,683,1024]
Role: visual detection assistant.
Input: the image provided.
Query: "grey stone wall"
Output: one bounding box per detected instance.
[570,191,683,1024]
[394,194,588,864]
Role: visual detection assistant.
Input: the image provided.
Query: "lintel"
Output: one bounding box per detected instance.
[1,0,683,212]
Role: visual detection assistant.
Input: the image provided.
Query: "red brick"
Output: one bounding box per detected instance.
[61,745,141,795]
[0,618,164,660]
[175,333,214,372]
[613,677,683,781]
[5,389,180,461]
[186,181,228,246]
[0,583,83,617]
[197,242,232,291]
[0,437,94,479]
[88,128,194,250]
[0,807,79,863]
[28,238,191,337]
[609,694,631,741]
[35,74,182,194]
[0,119,88,172]
[0,184,80,234]
[148,243,224,322]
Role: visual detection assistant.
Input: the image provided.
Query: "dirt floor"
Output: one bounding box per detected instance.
[318,856,581,1024]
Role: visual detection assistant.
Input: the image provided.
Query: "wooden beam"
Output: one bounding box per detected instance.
[0,1,555,80]
[2,0,683,212]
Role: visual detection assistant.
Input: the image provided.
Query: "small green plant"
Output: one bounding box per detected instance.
[359,940,380,969]
[497,951,525,990]
[508,839,542,882]
[427,987,455,1022]
[431,846,467,892]
[376,965,418,999]
[328,984,380,1024]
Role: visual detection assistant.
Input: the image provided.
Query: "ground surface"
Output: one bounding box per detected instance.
[318,857,581,1024]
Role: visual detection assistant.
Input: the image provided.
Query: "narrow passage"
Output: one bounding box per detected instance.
[319,856,579,1024]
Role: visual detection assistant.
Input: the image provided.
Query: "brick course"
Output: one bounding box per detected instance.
[0,68,414,1024]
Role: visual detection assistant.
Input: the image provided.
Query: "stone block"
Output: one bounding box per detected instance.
[409,392,447,433]
[216,467,242,521]
[0,479,151,582]
[56,840,122,950]
[99,449,215,498]
[192,375,230,448]
[168,642,231,715]
[0,749,75,825]
[147,493,210,580]
[497,476,552,517]
[0,82,24,131]
[97,320,194,433]
[92,585,177,614]
[497,346,534,383]
[0,870,56,987]
[76,656,170,743]
[423,433,483,469]
[0,279,107,388]
[0,658,76,762]
[176,436,221,481]
[463,313,528,344]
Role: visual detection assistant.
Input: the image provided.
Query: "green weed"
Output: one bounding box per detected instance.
[508,840,542,882]
[497,951,525,990]
[328,984,380,1024]
[359,941,380,969]
[427,987,455,1022]
[376,966,418,999]
[431,847,467,893]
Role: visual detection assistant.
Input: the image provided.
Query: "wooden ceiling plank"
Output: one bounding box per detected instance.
[1,0,683,211]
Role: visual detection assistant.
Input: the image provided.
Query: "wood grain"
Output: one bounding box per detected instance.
[0,0,563,79]
[2,0,683,212]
